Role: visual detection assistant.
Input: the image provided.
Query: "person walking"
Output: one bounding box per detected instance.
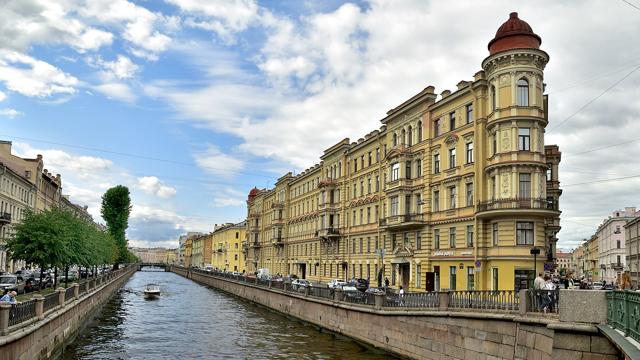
[541,276,556,313]
[384,277,390,288]
[533,273,545,310]
[398,286,405,306]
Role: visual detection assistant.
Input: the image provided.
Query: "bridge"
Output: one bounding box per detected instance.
[137,263,169,271]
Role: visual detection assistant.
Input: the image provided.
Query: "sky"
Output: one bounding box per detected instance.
[0,0,639,250]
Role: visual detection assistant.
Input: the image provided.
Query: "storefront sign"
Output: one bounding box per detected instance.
[434,250,454,256]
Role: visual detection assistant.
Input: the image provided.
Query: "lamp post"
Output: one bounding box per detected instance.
[530,247,541,277]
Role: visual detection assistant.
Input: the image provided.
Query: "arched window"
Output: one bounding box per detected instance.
[407,126,413,146]
[491,85,496,110]
[517,78,529,106]
[393,133,398,146]
[417,121,423,142]
[401,129,406,145]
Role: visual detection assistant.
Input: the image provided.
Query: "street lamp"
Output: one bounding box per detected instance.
[530,247,541,276]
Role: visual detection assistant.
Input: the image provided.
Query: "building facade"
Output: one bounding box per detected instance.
[555,250,571,276]
[626,216,640,288]
[596,208,639,283]
[244,13,562,292]
[211,221,246,272]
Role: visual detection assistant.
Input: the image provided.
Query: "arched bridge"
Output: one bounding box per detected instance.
[137,263,169,271]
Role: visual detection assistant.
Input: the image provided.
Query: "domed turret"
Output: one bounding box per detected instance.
[247,187,259,202]
[488,12,541,55]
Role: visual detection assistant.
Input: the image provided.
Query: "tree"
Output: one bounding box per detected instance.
[101,186,131,268]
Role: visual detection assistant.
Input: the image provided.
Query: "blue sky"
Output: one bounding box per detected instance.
[1,0,639,249]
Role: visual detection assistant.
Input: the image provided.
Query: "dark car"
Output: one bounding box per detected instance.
[355,278,369,293]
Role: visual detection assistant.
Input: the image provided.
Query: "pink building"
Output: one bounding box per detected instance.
[596,208,639,283]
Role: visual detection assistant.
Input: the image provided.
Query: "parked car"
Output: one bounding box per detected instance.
[354,278,370,293]
[327,279,347,289]
[291,279,311,291]
[342,285,366,302]
[0,275,26,294]
[591,281,604,290]
[603,283,615,290]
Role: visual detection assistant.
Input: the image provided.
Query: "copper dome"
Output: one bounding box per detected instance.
[488,12,541,55]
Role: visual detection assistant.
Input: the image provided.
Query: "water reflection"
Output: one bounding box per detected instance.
[62,271,396,359]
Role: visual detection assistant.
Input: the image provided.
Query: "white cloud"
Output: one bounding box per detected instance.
[137,176,177,198]
[168,0,258,41]
[0,91,6,102]
[88,55,139,80]
[94,83,137,103]
[0,108,23,118]
[193,145,245,177]
[0,50,79,98]
[212,187,245,208]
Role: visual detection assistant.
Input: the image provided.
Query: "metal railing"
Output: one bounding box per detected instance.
[0,212,10,222]
[449,290,519,311]
[527,289,559,313]
[308,286,333,300]
[477,197,559,212]
[385,292,439,308]
[342,292,375,306]
[79,281,88,294]
[43,292,59,313]
[9,299,36,327]
[65,286,75,302]
[607,291,640,342]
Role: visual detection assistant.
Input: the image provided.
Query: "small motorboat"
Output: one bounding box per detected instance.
[144,284,161,298]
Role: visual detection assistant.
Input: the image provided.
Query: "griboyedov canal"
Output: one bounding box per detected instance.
[61,269,396,359]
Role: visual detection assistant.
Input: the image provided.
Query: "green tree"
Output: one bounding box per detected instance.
[101,186,131,267]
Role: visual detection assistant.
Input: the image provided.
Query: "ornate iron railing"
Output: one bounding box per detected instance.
[477,197,559,212]
[43,292,59,313]
[607,291,640,342]
[65,286,75,302]
[308,286,333,300]
[8,299,36,327]
[385,292,439,308]
[449,290,519,311]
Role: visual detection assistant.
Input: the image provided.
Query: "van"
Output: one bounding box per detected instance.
[257,268,270,279]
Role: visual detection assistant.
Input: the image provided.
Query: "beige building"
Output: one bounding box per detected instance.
[60,195,93,223]
[130,247,174,264]
[211,221,246,272]
[625,215,640,288]
[245,13,562,292]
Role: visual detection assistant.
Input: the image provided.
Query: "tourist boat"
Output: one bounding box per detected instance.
[144,284,161,298]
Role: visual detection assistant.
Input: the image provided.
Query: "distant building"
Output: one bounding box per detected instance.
[555,250,571,275]
[60,195,93,223]
[596,208,639,283]
[178,232,202,266]
[211,221,246,273]
[130,247,173,263]
[625,214,640,288]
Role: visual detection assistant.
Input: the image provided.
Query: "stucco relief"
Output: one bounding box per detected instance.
[501,130,510,151]
[500,74,509,85]
[501,174,510,197]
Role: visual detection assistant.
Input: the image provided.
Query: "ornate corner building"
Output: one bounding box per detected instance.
[244,13,562,291]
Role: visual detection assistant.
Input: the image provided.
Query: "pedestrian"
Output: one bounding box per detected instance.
[384,277,390,288]
[398,286,405,306]
[0,290,17,304]
[541,276,555,313]
[533,273,544,290]
[533,272,545,310]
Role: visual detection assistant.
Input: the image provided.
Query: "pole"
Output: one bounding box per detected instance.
[534,253,537,276]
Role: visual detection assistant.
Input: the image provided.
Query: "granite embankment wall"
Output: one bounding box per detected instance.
[172,267,620,360]
[0,266,136,360]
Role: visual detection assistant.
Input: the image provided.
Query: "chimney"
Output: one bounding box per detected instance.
[456,81,469,90]
[440,90,451,98]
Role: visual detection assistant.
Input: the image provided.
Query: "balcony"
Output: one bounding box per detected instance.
[216,247,226,253]
[319,179,338,188]
[386,178,414,192]
[272,237,284,246]
[271,201,285,209]
[249,224,260,232]
[379,213,425,230]
[241,243,249,252]
[611,262,624,270]
[316,227,340,240]
[251,241,261,248]
[0,212,10,225]
[476,197,559,218]
[272,218,285,226]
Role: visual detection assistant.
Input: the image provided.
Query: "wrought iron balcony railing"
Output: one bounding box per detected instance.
[477,197,559,212]
[0,212,10,224]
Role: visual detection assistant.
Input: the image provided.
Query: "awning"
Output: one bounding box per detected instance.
[391,258,410,264]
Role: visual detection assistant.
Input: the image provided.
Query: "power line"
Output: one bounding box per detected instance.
[562,138,640,157]
[547,63,640,133]
[562,174,640,187]
[0,134,274,180]
[620,0,640,12]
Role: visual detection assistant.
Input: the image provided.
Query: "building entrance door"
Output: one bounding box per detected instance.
[425,272,435,291]
[300,264,307,279]
[401,264,410,289]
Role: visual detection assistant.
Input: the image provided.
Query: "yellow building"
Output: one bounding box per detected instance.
[211,221,246,272]
[245,12,561,291]
[584,236,600,281]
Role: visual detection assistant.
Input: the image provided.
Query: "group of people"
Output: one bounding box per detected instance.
[0,289,18,304]
[533,273,556,313]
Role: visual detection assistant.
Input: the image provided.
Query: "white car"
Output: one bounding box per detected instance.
[327,279,347,289]
[591,281,604,290]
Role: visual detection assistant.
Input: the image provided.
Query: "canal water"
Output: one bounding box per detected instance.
[62,270,397,359]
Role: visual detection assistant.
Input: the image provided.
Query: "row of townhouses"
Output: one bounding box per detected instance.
[238,13,563,292]
[180,222,246,273]
[0,140,95,271]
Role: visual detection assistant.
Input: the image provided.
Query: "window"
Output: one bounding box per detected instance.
[491,85,496,110]
[449,266,457,290]
[352,239,356,253]
[390,196,399,216]
[367,178,371,194]
[449,148,456,168]
[368,152,372,166]
[466,103,473,124]
[516,222,534,245]
[416,265,422,289]
[449,112,456,131]
[417,121,423,142]
[492,223,498,246]
[466,183,473,207]
[375,176,380,192]
[492,268,499,291]
[360,181,364,196]
[393,133,398,146]
[492,134,497,155]
[433,191,440,212]
[353,159,358,172]
[361,155,365,169]
[353,184,357,198]
[617,240,621,249]
[518,128,530,151]
[449,227,456,248]
[465,142,474,164]
[376,148,380,162]
[514,270,535,292]
[466,225,474,247]
[519,173,531,199]
[407,126,413,146]
[449,186,456,209]
[467,267,475,290]
[434,229,440,249]
[434,154,440,174]
[416,159,422,176]
[517,78,529,106]
[367,207,371,223]
[391,163,400,181]
[434,119,440,137]
[546,165,552,181]
[405,161,412,179]
[359,238,363,253]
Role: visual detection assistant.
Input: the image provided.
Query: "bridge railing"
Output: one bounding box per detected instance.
[183,267,560,314]
[607,290,640,342]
